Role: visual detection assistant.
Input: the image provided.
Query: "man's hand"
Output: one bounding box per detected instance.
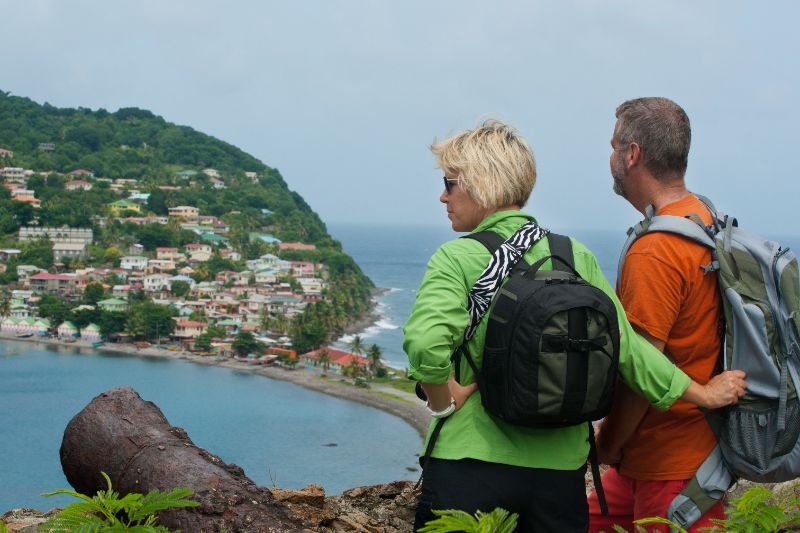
[682,370,747,409]
[595,422,622,466]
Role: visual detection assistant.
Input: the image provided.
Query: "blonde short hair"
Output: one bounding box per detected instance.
[431,119,537,209]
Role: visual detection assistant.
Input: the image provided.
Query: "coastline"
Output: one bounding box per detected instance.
[0,330,429,438]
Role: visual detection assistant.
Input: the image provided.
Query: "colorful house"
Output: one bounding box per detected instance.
[109,200,141,215]
[97,298,128,312]
[57,321,79,338]
[80,323,102,342]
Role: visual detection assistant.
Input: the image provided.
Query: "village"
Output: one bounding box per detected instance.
[0,156,375,377]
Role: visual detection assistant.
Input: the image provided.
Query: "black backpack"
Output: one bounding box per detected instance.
[464,231,620,427]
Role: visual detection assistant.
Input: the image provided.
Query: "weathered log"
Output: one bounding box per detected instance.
[60,387,311,532]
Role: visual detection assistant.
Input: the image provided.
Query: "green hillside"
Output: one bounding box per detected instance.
[0,90,373,352]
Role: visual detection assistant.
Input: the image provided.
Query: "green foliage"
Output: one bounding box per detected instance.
[83,282,106,305]
[232,330,263,357]
[419,508,519,533]
[170,280,190,297]
[704,484,800,533]
[41,471,199,532]
[193,332,213,352]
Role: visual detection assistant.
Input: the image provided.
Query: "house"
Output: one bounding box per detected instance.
[168,274,196,288]
[202,168,220,178]
[57,321,79,338]
[0,167,26,180]
[80,323,102,341]
[53,242,88,263]
[112,285,134,298]
[246,254,291,272]
[143,274,172,292]
[209,178,226,189]
[65,179,93,191]
[120,256,148,271]
[33,318,50,336]
[299,347,369,374]
[173,320,207,338]
[128,192,150,204]
[184,243,213,262]
[254,269,278,284]
[108,200,141,215]
[279,242,317,251]
[0,148,13,159]
[16,265,44,286]
[221,250,241,261]
[156,247,183,261]
[19,226,93,244]
[10,188,35,197]
[30,273,87,296]
[97,298,128,312]
[147,259,176,273]
[12,195,40,207]
[168,206,200,219]
[200,233,229,246]
[245,171,258,182]
[249,233,281,244]
[68,169,95,178]
[0,249,22,262]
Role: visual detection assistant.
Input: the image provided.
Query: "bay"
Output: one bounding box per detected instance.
[0,342,422,511]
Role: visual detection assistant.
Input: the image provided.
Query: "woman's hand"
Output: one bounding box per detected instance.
[681,370,747,409]
[448,377,478,410]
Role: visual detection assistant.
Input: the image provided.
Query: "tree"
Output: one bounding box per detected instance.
[171,280,191,297]
[367,344,384,376]
[194,332,213,352]
[0,290,10,317]
[37,294,71,326]
[317,348,331,375]
[348,334,365,357]
[83,282,105,306]
[232,331,263,357]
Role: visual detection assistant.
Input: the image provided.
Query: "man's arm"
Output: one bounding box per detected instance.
[596,327,664,465]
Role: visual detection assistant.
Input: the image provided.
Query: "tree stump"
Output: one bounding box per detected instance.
[60,387,311,532]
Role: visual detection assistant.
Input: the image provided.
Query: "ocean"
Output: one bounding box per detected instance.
[2,221,798,513]
[329,222,800,370]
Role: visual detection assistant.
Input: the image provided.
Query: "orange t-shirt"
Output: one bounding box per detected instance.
[617,194,722,480]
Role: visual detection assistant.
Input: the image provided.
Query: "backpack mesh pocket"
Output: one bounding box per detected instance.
[723,398,800,472]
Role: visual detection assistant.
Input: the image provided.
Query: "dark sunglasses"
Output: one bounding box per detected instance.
[443,176,461,193]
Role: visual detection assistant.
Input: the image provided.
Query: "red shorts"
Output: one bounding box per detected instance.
[587,468,725,533]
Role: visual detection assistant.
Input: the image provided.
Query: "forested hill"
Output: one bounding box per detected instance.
[0,90,374,353]
[0,90,329,244]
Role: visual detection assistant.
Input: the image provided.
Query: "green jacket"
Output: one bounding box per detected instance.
[403,210,691,470]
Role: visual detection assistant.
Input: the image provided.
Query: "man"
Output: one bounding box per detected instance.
[588,97,726,532]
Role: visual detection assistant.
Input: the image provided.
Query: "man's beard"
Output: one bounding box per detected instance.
[611,153,627,199]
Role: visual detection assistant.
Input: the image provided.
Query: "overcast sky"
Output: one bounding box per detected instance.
[2,1,798,234]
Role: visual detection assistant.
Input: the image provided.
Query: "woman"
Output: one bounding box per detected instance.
[403,120,746,531]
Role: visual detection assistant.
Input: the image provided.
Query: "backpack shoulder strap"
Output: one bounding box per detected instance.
[617,207,718,288]
[547,233,575,272]
[464,230,505,253]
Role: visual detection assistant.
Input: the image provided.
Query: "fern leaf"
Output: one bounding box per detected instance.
[127,487,199,522]
[634,516,687,533]
[418,509,480,532]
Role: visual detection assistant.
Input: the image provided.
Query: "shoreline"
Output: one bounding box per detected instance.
[0,330,429,438]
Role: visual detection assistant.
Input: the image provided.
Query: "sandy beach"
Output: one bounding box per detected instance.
[0,332,429,437]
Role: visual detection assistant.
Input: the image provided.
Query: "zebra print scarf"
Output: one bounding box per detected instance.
[464,221,549,341]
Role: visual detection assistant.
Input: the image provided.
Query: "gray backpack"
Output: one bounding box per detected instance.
[618,195,800,529]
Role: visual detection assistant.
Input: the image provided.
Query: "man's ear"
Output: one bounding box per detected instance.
[627,142,642,169]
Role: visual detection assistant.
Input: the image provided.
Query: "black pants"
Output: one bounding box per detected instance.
[414,458,588,532]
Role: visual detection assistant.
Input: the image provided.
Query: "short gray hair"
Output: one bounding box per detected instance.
[615,97,691,181]
[431,120,536,209]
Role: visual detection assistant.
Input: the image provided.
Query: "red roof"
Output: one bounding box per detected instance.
[69,169,93,175]
[301,347,368,366]
[157,247,178,252]
[31,273,83,281]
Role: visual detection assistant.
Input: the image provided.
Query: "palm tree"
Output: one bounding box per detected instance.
[348,334,365,356]
[0,291,10,318]
[317,348,331,376]
[367,344,383,376]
